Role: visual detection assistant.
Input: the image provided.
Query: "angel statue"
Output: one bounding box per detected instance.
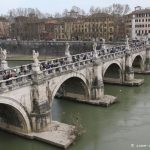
[93,42,98,58]
[0,48,7,61]
[32,50,39,64]
[93,41,97,51]
[102,38,105,44]
[126,35,129,46]
[65,42,71,57]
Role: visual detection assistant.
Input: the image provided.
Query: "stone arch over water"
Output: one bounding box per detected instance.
[0,96,31,133]
[52,74,90,103]
[103,62,123,83]
[132,54,144,72]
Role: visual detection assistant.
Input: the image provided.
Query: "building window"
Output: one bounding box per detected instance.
[145,30,148,35]
[142,30,143,34]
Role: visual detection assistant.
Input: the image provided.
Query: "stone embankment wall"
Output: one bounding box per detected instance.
[0,40,122,57]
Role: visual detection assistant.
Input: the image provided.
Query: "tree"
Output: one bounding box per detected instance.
[107,3,130,16]
[89,6,95,15]
[71,6,85,15]
[88,3,130,16]
[54,12,61,18]
[7,8,45,18]
[62,9,68,17]
[123,4,130,15]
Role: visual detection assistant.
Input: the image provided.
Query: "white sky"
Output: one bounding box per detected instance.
[0,0,150,15]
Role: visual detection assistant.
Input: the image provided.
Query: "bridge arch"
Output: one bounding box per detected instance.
[103,60,122,77]
[0,96,31,133]
[132,54,144,72]
[103,61,123,83]
[52,73,90,104]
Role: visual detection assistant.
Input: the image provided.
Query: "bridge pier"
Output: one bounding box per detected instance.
[91,59,104,99]
[144,44,150,73]
[124,47,144,86]
[30,72,51,132]
[125,52,134,81]
[90,59,116,106]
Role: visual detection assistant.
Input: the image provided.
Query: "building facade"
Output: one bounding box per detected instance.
[11,14,57,41]
[0,17,10,39]
[125,6,150,40]
[54,13,119,41]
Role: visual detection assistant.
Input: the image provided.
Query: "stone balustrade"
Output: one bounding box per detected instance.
[0,41,146,90]
[0,73,32,90]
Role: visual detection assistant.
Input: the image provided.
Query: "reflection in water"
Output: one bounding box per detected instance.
[0,62,150,150]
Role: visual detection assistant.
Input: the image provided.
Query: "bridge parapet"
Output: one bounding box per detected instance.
[0,73,32,92]
[0,42,147,87]
[0,45,144,91]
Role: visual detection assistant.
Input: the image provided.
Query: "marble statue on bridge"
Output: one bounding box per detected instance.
[32,50,39,64]
[125,35,130,50]
[93,42,98,58]
[65,42,72,62]
[102,38,105,44]
[101,38,107,54]
[0,48,7,61]
[32,50,41,73]
[0,48,8,70]
[146,36,149,45]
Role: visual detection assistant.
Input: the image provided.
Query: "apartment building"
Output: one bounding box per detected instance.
[125,6,150,40]
[54,12,123,42]
[0,17,10,39]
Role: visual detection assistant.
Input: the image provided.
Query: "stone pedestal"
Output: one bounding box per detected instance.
[66,56,72,63]
[101,43,107,54]
[0,60,8,70]
[93,51,98,59]
[32,63,41,73]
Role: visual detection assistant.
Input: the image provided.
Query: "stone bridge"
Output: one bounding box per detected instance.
[0,40,149,148]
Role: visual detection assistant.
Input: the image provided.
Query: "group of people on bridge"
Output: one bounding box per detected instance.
[0,37,146,81]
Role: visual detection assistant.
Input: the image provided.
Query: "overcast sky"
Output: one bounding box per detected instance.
[0,0,150,15]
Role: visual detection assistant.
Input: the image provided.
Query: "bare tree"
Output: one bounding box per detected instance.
[62,9,68,17]
[71,6,85,15]
[7,8,46,18]
[89,6,95,15]
[107,3,130,16]
[88,3,130,16]
[54,12,62,18]
[123,4,130,15]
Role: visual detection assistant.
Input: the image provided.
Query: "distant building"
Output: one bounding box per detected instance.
[40,19,58,40]
[11,14,57,40]
[125,6,150,40]
[10,11,126,41]
[54,13,123,41]
[0,17,10,39]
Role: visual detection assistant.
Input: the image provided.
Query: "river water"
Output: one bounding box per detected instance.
[0,61,150,150]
